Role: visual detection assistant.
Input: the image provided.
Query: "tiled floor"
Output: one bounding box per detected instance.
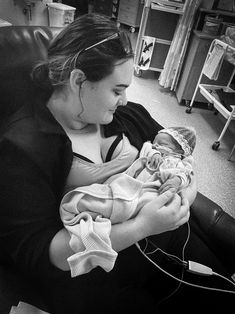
[126,68,235,218]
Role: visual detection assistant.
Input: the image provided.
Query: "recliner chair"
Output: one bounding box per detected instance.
[0,25,235,314]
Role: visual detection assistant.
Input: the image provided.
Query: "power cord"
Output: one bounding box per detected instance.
[188,261,235,288]
[145,222,190,305]
[136,238,235,294]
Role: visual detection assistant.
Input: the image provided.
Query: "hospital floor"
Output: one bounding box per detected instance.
[126,61,235,218]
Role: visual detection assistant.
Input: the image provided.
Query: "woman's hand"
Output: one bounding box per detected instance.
[136,191,190,238]
[181,173,197,206]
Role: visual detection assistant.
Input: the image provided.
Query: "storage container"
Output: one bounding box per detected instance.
[202,15,223,36]
[47,3,76,27]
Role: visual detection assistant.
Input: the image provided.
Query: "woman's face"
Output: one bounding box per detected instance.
[77,58,134,125]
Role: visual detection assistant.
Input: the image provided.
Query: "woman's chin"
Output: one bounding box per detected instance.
[101,114,114,124]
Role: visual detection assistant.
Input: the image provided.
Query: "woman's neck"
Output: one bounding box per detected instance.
[64,123,99,135]
[47,90,89,131]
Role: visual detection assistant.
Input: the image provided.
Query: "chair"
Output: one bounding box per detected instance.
[0,26,52,121]
[0,25,53,314]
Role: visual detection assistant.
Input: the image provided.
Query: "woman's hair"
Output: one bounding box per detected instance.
[32,13,134,89]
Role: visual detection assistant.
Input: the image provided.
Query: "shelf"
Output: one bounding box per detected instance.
[199,84,235,119]
[199,8,235,18]
[155,38,171,45]
[151,3,184,14]
[193,30,218,40]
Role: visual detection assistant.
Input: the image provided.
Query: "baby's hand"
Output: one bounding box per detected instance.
[158,176,182,194]
[147,153,162,170]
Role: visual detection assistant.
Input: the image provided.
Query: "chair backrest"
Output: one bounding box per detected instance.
[0,26,53,120]
[0,26,53,313]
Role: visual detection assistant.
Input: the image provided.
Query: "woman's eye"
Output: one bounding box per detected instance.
[114,89,123,96]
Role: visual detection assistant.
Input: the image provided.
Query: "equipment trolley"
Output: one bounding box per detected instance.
[186,39,235,156]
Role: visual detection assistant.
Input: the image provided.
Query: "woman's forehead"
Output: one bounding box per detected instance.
[107,59,133,85]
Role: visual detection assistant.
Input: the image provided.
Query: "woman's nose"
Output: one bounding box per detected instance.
[120,92,127,106]
[117,99,125,107]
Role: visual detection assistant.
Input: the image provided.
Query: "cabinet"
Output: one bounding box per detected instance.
[93,0,119,20]
[117,0,143,32]
[134,0,185,75]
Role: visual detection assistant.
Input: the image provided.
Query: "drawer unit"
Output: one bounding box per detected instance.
[93,0,120,19]
[134,1,184,74]
[117,0,143,32]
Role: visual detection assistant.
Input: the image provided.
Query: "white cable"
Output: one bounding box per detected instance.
[146,222,190,266]
[213,271,235,288]
[143,223,189,306]
[135,242,235,294]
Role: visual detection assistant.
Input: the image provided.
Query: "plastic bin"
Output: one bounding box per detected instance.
[47,3,76,27]
[202,15,223,36]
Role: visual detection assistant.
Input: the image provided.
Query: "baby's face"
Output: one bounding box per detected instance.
[153,133,180,152]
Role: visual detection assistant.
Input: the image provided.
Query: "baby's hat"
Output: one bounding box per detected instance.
[159,126,196,156]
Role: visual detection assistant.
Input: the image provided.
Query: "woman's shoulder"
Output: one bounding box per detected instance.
[105,101,163,150]
[109,101,160,129]
[116,101,152,118]
[1,103,71,171]
[116,102,162,128]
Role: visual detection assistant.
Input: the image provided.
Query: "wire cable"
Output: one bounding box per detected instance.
[213,271,235,288]
[136,242,235,294]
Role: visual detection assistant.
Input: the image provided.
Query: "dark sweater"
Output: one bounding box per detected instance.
[0,100,162,278]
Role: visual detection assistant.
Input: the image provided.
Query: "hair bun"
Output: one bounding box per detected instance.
[31,62,52,90]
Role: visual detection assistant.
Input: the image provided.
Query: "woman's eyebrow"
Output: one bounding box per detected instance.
[115,84,129,88]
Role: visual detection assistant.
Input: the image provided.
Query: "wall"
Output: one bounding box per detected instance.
[0,0,52,26]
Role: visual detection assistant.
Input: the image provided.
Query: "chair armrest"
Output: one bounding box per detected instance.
[191,192,235,274]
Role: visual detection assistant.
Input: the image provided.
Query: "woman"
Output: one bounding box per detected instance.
[0,14,233,314]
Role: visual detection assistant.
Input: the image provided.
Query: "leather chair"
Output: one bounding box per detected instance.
[0,25,235,314]
[191,193,235,275]
[0,26,52,121]
[0,26,53,313]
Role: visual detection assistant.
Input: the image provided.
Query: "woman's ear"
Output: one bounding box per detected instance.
[70,69,86,92]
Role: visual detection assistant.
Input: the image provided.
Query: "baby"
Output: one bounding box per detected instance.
[137,126,196,194]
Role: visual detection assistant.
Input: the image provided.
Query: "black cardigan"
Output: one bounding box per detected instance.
[0,101,162,278]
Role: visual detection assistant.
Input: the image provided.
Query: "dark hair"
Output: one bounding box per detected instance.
[32,13,134,89]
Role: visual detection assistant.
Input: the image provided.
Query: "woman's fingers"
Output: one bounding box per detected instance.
[137,191,190,237]
[166,195,190,230]
[155,190,174,207]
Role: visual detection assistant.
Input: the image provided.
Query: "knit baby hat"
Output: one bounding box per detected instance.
[158,126,196,156]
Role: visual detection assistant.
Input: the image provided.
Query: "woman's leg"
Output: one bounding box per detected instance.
[144,221,235,313]
[40,219,234,314]
[41,246,161,314]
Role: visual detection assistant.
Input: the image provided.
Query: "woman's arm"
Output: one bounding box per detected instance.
[50,190,190,270]
[49,228,74,271]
